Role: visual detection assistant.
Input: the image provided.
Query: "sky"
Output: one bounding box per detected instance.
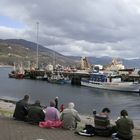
[0,0,140,59]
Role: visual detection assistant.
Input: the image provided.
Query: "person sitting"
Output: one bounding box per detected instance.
[39,100,62,128]
[27,100,45,124]
[60,104,64,112]
[112,110,134,140]
[94,107,113,136]
[13,95,29,121]
[44,100,60,121]
[60,102,81,130]
[78,107,114,137]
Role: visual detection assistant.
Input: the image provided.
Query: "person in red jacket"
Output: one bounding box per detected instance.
[60,104,64,112]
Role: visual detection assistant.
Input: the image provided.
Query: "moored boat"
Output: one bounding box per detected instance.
[8,71,16,78]
[81,73,140,93]
[8,63,25,79]
[48,72,71,84]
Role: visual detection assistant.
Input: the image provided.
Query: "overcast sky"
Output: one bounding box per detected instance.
[0,0,140,59]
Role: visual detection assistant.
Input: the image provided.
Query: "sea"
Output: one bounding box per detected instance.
[0,67,140,120]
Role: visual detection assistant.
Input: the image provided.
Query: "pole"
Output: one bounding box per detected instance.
[36,22,39,69]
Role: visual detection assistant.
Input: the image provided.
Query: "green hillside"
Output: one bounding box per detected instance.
[0,39,79,67]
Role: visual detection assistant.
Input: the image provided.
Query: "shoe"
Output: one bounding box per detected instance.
[113,138,119,140]
[78,131,94,137]
[81,129,87,133]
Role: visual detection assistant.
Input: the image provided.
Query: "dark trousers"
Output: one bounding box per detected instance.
[116,133,133,140]
[84,124,116,137]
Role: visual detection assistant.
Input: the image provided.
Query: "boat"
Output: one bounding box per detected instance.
[8,70,16,78]
[8,63,24,79]
[48,72,71,84]
[81,72,140,93]
[42,73,48,81]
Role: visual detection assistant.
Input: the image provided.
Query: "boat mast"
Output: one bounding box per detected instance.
[36,22,39,69]
[53,46,56,70]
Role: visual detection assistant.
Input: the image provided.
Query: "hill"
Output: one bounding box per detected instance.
[0,39,79,67]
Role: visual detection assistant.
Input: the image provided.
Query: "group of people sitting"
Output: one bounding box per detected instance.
[13,95,81,130]
[77,108,134,140]
[13,95,134,140]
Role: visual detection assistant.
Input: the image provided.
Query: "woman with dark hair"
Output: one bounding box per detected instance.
[113,110,134,140]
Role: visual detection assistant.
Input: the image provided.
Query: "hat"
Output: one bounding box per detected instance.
[68,102,75,109]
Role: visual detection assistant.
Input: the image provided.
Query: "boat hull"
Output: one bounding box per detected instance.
[81,80,140,93]
[48,79,71,84]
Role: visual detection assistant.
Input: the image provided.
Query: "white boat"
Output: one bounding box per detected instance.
[81,73,140,93]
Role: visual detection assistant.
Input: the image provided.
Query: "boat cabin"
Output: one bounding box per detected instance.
[90,73,107,82]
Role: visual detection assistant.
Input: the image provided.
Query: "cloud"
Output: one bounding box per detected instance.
[0,0,140,59]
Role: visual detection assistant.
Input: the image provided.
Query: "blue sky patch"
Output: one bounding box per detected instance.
[0,15,26,29]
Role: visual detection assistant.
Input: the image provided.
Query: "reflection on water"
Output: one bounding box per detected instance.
[0,67,140,120]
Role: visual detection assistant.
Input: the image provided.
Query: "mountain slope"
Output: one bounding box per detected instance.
[0,39,78,66]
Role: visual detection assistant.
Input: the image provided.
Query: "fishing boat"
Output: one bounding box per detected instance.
[8,63,24,79]
[48,72,71,84]
[81,72,140,93]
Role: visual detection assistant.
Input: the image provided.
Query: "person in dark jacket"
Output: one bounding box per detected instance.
[54,96,58,109]
[113,110,134,140]
[77,108,114,137]
[27,100,45,124]
[13,95,29,121]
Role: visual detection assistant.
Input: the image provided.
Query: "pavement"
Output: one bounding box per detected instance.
[0,116,114,140]
[0,116,140,140]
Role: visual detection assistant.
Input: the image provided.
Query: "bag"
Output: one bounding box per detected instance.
[39,120,63,128]
[84,125,95,134]
[75,125,95,137]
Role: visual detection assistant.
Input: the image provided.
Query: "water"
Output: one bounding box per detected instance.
[0,67,140,120]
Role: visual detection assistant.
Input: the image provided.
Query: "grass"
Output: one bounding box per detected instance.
[0,109,13,117]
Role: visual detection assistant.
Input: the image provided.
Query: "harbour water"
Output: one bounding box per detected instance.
[0,67,140,120]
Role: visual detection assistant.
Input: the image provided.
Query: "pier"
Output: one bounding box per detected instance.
[63,72,89,85]
[23,70,90,85]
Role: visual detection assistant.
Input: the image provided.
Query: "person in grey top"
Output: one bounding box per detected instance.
[60,102,81,130]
